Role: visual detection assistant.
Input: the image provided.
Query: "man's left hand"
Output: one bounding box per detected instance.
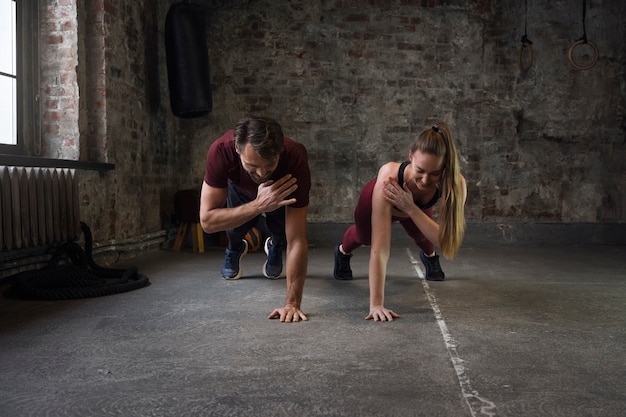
[268,306,308,322]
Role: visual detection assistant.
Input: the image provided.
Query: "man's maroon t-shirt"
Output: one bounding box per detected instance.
[204,130,311,208]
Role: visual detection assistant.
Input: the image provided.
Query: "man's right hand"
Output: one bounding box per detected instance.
[255,174,298,212]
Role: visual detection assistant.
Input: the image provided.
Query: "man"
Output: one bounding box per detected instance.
[200,116,311,323]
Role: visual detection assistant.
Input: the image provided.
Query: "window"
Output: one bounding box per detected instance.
[0,0,17,147]
[0,1,112,170]
[0,0,39,157]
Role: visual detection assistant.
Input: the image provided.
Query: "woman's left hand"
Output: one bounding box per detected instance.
[365,305,400,321]
[382,177,414,213]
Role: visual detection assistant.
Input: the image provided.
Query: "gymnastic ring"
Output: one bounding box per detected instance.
[518,42,533,72]
[567,39,598,71]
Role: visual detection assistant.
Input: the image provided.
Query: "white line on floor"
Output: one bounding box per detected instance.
[407,248,497,417]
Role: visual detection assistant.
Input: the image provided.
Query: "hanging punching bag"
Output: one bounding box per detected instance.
[165,2,212,118]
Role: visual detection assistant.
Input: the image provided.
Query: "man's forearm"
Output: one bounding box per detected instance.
[201,202,263,234]
[284,239,308,308]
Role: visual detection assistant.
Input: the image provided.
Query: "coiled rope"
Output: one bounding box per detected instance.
[6,222,150,300]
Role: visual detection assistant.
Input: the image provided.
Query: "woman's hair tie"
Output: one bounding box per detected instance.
[431,125,440,133]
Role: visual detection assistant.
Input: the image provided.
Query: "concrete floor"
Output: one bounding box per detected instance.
[0,243,624,416]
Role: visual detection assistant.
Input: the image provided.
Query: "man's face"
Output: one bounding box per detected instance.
[238,143,279,184]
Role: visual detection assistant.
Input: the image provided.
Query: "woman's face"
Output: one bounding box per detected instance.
[407,150,444,192]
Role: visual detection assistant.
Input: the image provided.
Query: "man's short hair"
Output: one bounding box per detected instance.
[234,116,284,160]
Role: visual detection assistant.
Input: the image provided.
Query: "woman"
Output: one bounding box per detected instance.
[333,122,467,321]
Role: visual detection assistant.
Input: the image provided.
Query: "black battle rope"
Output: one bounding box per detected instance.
[567,0,598,71]
[518,0,533,72]
[6,222,150,300]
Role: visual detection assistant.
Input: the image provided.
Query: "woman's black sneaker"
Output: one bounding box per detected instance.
[419,251,445,281]
[334,244,353,280]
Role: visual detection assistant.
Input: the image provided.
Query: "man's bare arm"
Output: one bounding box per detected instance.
[199,175,298,234]
[267,204,308,322]
[284,205,308,308]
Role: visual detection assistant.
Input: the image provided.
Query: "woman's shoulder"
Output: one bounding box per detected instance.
[376,161,401,179]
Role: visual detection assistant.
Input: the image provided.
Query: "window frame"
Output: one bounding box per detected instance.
[0,0,113,171]
[0,0,38,157]
[0,0,18,151]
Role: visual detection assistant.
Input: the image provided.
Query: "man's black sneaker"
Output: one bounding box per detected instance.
[221,240,249,280]
[420,251,445,281]
[333,244,353,280]
[263,237,283,279]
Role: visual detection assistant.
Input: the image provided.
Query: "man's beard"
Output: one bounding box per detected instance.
[249,171,273,184]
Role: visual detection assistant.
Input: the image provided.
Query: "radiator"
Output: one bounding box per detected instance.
[0,166,80,251]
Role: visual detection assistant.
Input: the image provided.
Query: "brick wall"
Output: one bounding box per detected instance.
[35,0,626,249]
[39,1,79,160]
[186,0,625,225]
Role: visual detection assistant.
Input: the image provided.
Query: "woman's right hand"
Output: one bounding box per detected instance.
[382,177,415,213]
[365,305,400,322]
